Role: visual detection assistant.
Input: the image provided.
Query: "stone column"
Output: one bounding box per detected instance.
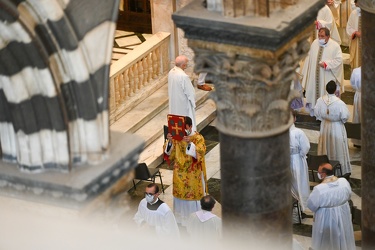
[359,1,375,248]
[173,0,323,248]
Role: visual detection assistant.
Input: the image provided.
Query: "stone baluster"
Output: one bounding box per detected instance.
[152,48,159,78]
[124,68,130,98]
[128,67,134,96]
[119,72,125,103]
[161,42,169,74]
[142,56,149,86]
[133,63,139,92]
[109,77,115,113]
[137,60,144,89]
[148,53,153,80]
[114,76,120,107]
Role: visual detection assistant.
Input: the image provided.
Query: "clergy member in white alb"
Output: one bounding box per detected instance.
[314,80,352,176]
[350,66,361,146]
[133,183,180,238]
[168,55,197,131]
[289,111,310,214]
[307,163,355,250]
[316,0,341,45]
[301,27,344,115]
[346,0,362,70]
[186,195,222,240]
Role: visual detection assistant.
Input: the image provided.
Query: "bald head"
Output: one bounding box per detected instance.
[318,163,334,178]
[175,55,188,69]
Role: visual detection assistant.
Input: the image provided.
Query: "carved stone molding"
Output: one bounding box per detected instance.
[189,30,311,138]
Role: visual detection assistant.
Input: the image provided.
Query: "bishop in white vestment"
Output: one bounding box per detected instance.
[301,27,344,115]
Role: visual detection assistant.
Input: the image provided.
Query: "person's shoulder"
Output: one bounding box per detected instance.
[328,39,341,48]
[157,201,172,214]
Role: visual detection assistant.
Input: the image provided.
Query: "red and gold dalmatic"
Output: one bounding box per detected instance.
[164,132,208,200]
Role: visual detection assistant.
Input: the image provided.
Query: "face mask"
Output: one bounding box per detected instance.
[317,172,323,180]
[145,194,154,203]
[185,129,191,136]
[318,39,326,45]
[356,7,361,13]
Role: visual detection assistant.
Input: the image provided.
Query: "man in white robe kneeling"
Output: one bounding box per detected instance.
[307,163,355,250]
[134,183,180,238]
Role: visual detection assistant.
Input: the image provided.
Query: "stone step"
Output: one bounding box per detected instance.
[110,84,169,134]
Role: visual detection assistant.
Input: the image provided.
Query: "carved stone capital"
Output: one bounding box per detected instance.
[189,30,311,138]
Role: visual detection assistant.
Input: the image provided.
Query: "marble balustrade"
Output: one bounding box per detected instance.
[109,32,171,124]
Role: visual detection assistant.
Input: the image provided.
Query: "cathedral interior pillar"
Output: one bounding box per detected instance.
[359,0,375,248]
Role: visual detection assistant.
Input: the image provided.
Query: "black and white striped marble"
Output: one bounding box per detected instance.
[0,0,119,172]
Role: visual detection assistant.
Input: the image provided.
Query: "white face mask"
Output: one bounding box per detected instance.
[356,7,361,13]
[145,194,154,203]
[317,172,323,180]
[185,129,191,136]
[318,39,326,46]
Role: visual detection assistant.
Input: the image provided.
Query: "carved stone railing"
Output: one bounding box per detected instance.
[109,32,171,124]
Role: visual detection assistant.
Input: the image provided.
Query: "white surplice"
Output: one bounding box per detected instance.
[301,38,344,111]
[134,198,180,238]
[316,5,342,45]
[289,124,311,211]
[168,66,197,131]
[350,67,361,146]
[186,210,222,240]
[307,177,355,250]
[315,94,352,175]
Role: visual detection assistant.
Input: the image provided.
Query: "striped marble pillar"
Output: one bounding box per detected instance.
[172,0,324,248]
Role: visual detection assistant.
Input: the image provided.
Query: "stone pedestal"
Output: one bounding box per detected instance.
[360,1,375,248]
[0,132,144,208]
[173,0,323,248]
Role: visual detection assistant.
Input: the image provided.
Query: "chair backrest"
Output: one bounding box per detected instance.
[135,163,151,179]
[307,154,330,171]
[344,122,361,140]
[163,125,168,141]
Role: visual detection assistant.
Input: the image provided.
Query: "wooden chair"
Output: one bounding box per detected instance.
[344,122,361,140]
[132,163,164,193]
[292,198,302,224]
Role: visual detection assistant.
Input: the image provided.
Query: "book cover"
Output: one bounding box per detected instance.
[167,114,186,141]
